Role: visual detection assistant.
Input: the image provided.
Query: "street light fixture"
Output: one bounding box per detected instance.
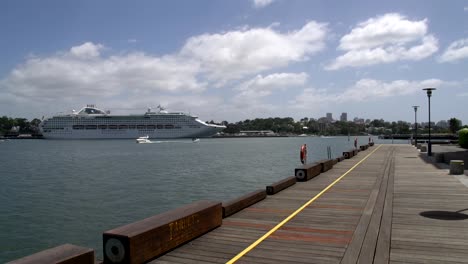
[422,88,436,156]
[412,106,419,146]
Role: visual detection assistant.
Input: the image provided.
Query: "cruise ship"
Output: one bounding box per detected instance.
[39,105,226,139]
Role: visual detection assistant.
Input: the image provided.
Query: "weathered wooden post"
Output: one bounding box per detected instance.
[295,163,322,181]
[343,149,354,159]
[7,244,94,264]
[316,159,334,172]
[223,190,266,217]
[103,200,222,264]
[266,176,296,195]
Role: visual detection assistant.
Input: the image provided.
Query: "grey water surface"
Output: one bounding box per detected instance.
[0,136,404,262]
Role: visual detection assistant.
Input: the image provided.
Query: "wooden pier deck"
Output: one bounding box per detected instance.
[150,145,468,264]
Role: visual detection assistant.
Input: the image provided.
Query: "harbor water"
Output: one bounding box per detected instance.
[0,136,406,262]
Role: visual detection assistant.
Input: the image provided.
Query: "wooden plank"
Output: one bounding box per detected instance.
[374,153,394,264]
[103,200,222,264]
[357,152,393,264]
[223,189,267,218]
[266,176,296,195]
[340,148,392,263]
[7,244,94,264]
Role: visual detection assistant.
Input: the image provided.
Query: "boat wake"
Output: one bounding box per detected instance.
[137,138,200,144]
[153,140,200,144]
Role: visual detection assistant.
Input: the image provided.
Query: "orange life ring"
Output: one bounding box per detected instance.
[300,144,307,164]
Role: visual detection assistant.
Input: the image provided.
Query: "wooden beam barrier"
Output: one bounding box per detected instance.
[353,149,359,156]
[266,176,296,195]
[332,158,338,165]
[223,189,266,217]
[369,142,375,146]
[337,156,345,162]
[317,159,334,172]
[103,200,222,264]
[7,244,94,264]
[343,150,354,159]
[360,145,366,151]
[295,163,322,181]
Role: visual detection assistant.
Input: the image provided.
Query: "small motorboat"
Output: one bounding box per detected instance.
[136,135,152,143]
[192,138,200,143]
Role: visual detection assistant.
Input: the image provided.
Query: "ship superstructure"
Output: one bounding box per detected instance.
[40,105,225,139]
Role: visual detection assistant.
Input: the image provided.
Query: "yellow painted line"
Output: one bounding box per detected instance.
[226,144,383,264]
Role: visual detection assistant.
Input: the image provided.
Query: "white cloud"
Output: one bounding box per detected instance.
[327,13,438,70]
[291,78,445,109]
[233,72,308,106]
[252,0,274,8]
[338,14,427,50]
[0,42,204,102]
[439,38,468,62]
[70,42,103,58]
[1,20,327,106]
[464,7,468,11]
[0,21,329,120]
[337,78,444,101]
[180,21,327,83]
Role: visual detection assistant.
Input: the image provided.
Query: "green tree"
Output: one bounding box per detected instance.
[459,128,468,148]
[449,118,462,134]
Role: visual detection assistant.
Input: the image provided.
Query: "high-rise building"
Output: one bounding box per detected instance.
[326,113,333,122]
[340,112,347,122]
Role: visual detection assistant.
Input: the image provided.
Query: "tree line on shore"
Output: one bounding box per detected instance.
[0,117,42,135]
[214,117,465,135]
[0,115,464,136]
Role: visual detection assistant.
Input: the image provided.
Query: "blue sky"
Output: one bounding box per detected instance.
[1,0,467,124]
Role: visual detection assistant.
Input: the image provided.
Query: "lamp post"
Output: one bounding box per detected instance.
[422,88,436,156]
[412,106,419,146]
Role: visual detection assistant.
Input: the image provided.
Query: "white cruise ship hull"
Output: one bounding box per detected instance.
[41,125,223,139]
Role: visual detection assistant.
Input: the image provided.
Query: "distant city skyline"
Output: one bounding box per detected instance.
[1,1,467,124]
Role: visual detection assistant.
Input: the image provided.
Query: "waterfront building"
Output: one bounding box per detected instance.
[340,112,347,122]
